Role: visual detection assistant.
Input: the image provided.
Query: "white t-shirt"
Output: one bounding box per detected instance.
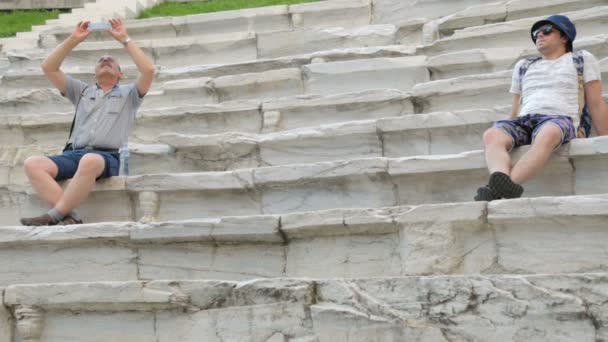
[510,50,601,118]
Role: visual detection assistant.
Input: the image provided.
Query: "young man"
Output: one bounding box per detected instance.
[475,15,607,201]
[20,19,155,225]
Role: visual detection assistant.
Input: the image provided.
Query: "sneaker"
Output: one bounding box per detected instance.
[474,185,496,201]
[20,213,57,226]
[489,172,523,199]
[57,215,83,225]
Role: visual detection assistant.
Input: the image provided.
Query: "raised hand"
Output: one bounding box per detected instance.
[107,18,129,42]
[69,21,92,43]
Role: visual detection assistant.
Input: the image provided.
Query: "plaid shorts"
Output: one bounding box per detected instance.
[494,114,576,149]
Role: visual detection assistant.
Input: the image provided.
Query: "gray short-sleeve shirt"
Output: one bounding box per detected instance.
[64,76,144,150]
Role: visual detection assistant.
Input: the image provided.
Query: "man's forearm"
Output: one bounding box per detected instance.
[124,40,155,76]
[41,37,80,73]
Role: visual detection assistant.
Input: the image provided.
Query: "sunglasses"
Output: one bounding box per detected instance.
[533,24,557,40]
[97,56,117,64]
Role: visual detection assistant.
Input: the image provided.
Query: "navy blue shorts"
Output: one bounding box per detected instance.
[48,149,120,181]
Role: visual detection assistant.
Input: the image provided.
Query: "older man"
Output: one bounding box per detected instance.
[475,15,607,201]
[20,19,155,225]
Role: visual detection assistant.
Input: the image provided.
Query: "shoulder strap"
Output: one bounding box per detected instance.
[517,57,542,114]
[66,86,89,144]
[572,51,591,138]
[518,57,542,79]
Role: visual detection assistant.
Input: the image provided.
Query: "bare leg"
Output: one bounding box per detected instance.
[510,124,562,184]
[53,153,105,215]
[23,156,63,206]
[483,128,513,175]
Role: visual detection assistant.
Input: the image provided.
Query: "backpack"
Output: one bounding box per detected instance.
[518,50,591,138]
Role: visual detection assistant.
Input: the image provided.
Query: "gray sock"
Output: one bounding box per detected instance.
[47,208,65,223]
[69,211,81,221]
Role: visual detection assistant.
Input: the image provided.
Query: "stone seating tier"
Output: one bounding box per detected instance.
[1,0,607,340]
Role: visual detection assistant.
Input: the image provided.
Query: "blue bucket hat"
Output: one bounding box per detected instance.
[531,15,576,51]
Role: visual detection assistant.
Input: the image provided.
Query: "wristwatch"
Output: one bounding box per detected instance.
[121,37,131,47]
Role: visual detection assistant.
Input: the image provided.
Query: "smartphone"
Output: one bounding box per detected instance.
[89,21,111,31]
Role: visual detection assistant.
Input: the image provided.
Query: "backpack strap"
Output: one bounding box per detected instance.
[517,57,542,114]
[63,85,89,150]
[572,50,591,138]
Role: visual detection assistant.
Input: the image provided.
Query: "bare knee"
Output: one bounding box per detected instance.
[23,156,57,178]
[76,154,105,177]
[533,125,562,148]
[483,128,512,149]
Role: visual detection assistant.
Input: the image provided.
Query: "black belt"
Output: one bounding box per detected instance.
[72,146,119,153]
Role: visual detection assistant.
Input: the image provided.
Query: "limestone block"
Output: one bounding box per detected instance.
[258,120,382,166]
[570,137,608,195]
[131,215,282,243]
[256,158,395,215]
[138,242,285,280]
[427,47,526,80]
[397,202,493,275]
[0,88,70,116]
[395,18,428,45]
[133,101,262,139]
[142,77,216,109]
[371,0,486,24]
[0,245,137,286]
[159,132,260,171]
[303,56,428,94]
[380,108,502,157]
[506,0,607,21]
[257,25,398,59]
[489,195,608,273]
[262,89,413,130]
[281,206,402,239]
[0,289,13,342]
[152,33,259,67]
[39,312,156,342]
[286,233,402,278]
[412,71,512,113]
[314,275,601,341]
[172,5,290,37]
[0,222,133,245]
[156,303,312,342]
[289,0,371,29]
[213,68,303,102]
[439,2,508,35]
[425,6,608,56]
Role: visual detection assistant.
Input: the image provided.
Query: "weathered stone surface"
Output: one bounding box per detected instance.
[423,6,608,55]
[213,68,303,102]
[290,0,371,29]
[303,56,429,94]
[4,275,608,341]
[371,0,486,24]
[262,89,413,131]
[258,25,398,59]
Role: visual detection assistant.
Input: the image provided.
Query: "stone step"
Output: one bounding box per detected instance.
[0,0,92,10]
[0,45,416,90]
[0,195,607,286]
[4,52,607,119]
[147,108,503,172]
[4,273,608,341]
[421,6,608,56]
[39,0,373,47]
[0,58,431,116]
[1,136,607,224]
[0,107,504,175]
[0,89,415,148]
[435,0,607,37]
[8,23,420,70]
